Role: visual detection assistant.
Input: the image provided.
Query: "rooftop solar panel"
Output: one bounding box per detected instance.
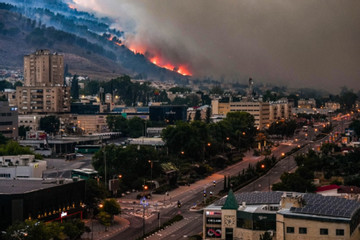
[214,191,360,219]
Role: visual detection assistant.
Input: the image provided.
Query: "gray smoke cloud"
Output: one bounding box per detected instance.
[73,0,360,92]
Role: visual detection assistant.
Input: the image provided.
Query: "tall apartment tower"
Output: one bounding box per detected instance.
[24,49,64,86]
[17,50,70,114]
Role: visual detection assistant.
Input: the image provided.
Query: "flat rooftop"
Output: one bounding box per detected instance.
[0,178,77,195]
[213,191,360,219]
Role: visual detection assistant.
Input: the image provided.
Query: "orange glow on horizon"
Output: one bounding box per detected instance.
[68,4,76,10]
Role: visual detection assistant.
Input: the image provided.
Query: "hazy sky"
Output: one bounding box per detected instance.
[72,0,360,92]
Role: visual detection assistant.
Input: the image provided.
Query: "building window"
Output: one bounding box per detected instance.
[336,229,344,236]
[320,229,328,235]
[299,227,307,234]
[286,227,294,233]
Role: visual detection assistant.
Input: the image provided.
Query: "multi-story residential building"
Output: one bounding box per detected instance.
[0,155,46,179]
[16,50,70,114]
[298,98,316,109]
[325,102,341,111]
[23,49,64,86]
[0,100,18,139]
[203,191,360,240]
[269,98,291,123]
[0,89,17,106]
[211,99,270,129]
[16,86,70,114]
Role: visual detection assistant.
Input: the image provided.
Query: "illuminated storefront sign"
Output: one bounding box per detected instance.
[206,227,221,238]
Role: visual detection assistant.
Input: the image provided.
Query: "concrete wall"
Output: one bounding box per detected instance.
[276,214,357,240]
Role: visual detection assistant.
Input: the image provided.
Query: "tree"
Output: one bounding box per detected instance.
[0,80,12,91]
[13,81,23,88]
[39,116,60,135]
[157,90,170,103]
[340,91,358,110]
[103,198,121,219]
[84,179,107,207]
[62,219,86,240]
[350,119,360,136]
[83,80,100,95]
[267,120,297,137]
[18,126,30,138]
[194,110,201,121]
[209,86,224,95]
[0,95,6,101]
[106,115,128,135]
[0,132,8,145]
[127,117,144,137]
[205,107,211,124]
[224,112,256,150]
[172,96,188,105]
[272,171,316,192]
[92,145,160,190]
[97,211,112,229]
[0,141,33,156]
[186,93,200,107]
[3,220,66,240]
[71,75,79,100]
[320,143,338,155]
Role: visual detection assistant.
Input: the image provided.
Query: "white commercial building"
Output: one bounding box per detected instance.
[0,155,47,179]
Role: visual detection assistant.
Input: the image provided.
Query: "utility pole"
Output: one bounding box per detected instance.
[143,205,145,236]
[104,141,107,190]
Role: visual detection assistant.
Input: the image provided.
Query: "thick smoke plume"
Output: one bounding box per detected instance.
[73,0,360,92]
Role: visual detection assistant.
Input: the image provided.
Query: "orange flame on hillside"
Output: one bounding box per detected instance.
[68,4,76,10]
[106,34,124,47]
[130,47,191,76]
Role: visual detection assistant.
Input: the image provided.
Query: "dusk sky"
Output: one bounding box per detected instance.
[72,0,360,92]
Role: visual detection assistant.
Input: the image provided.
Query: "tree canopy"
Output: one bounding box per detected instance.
[3,219,85,240]
[39,116,60,134]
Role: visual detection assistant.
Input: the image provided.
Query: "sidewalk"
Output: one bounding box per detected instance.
[82,215,130,240]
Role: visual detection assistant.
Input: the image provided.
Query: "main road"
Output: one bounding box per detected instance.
[111,139,300,240]
[114,119,350,240]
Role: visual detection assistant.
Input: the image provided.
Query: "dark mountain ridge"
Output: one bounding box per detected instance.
[0,2,189,83]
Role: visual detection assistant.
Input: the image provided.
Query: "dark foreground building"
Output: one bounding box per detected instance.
[149,105,187,124]
[0,179,85,230]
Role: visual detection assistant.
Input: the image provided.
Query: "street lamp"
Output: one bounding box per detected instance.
[148,160,153,193]
[261,164,270,191]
